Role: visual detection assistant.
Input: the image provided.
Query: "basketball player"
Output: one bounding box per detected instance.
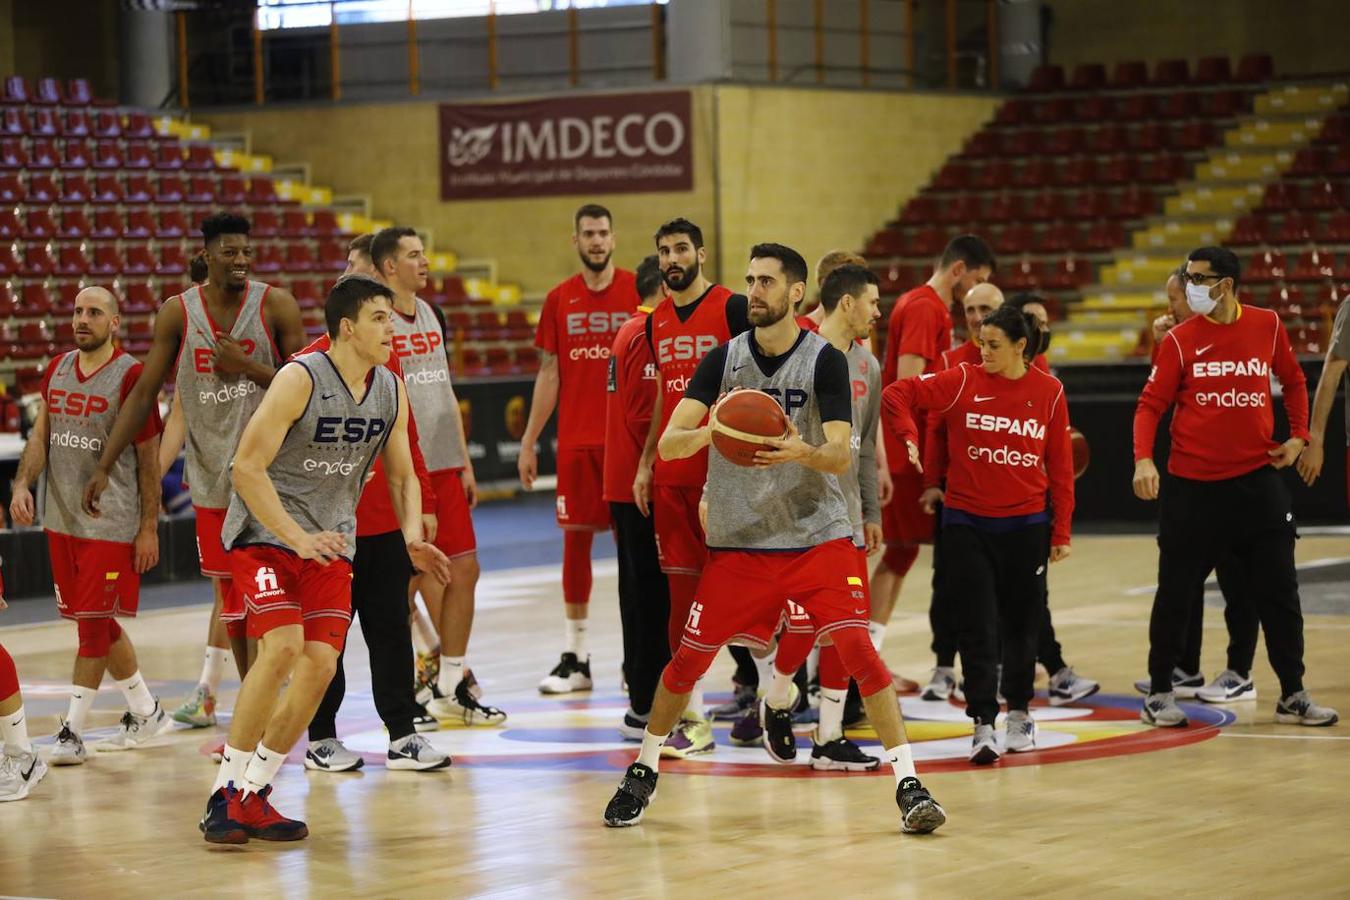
[1297,268,1350,496]
[878,235,995,702]
[1133,246,1337,727]
[1,564,48,801]
[605,255,671,738]
[519,205,637,693]
[921,285,1099,706]
[199,276,453,844]
[765,263,885,770]
[885,304,1074,763]
[634,217,751,757]
[1134,266,1258,703]
[82,213,307,730]
[372,227,504,724]
[10,287,170,762]
[604,244,944,833]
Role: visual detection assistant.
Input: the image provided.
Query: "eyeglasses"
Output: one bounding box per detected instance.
[1183,272,1226,285]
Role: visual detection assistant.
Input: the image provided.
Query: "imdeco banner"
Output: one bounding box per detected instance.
[440,90,693,200]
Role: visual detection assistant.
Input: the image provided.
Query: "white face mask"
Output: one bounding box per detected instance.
[1185,281,1220,316]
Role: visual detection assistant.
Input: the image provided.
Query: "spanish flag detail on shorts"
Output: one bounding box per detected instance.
[105,572,119,581]
[847,576,863,587]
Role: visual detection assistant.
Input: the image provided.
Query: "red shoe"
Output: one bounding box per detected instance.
[234,786,309,841]
[200,787,248,844]
[891,671,921,694]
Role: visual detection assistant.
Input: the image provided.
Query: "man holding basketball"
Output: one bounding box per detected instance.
[603,243,944,835]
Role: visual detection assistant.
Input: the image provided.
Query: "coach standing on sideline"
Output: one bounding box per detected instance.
[1132,246,1337,728]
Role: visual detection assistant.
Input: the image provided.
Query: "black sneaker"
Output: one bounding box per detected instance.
[539,652,593,695]
[618,710,648,741]
[760,698,797,764]
[708,683,757,720]
[427,677,508,725]
[896,776,947,834]
[810,735,882,771]
[603,763,658,827]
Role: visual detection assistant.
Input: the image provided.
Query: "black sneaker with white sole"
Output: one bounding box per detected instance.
[760,699,797,764]
[897,777,947,834]
[810,736,881,771]
[603,763,658,827]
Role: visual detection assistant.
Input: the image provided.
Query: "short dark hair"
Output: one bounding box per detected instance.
[371,226,418,274]
[654,217,704,251]
[326,274,394,338]
[750,243,809,286]
[819,263,879,313]
[938,234,996,274]
[189,251,209,285]
[1187,245,1241,288]
[201,212,250,246]
[574,203,612,230]
[635,254,663,303]
[981,304,1042,363]
[348,233,374,258]
[1005,291,1047,313]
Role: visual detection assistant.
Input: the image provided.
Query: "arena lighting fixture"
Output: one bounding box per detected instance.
[258,0,668,32]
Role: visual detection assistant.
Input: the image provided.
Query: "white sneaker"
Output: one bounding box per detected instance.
[304,738,364,772]
[1196,670,1256,704]
[95,702,174,751]
[969,722,1000,765]
[1004,710,1036,752]
[1274,691,1339,726]
[538,652,593,695]
[921,666,961,701]
[427,678,508,725]
[50,722,88,766]
[1047,667,1100,706]
[1140,692,1188,727]
[386,733,451,771]
[0,747,48,802]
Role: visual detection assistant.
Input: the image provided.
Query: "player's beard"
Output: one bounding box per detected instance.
[662,261,699,292]
[74,330,110,353]
[749,297,790,327]
[579,248,611,274]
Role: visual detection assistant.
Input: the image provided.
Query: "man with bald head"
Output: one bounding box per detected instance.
[10,286,172,762]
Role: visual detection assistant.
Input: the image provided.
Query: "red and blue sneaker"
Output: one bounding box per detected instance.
[235,785,309,841]
[200,786,248,844]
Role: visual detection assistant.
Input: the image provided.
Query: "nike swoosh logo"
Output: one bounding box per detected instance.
[853,608,867,615]
[1196,344,1214,356]
[731,364,747,372]
[822,696,842,704]
[20,760,36,781]
[568,297,582,304]
[321,393,337,400]
[974,395,995,403]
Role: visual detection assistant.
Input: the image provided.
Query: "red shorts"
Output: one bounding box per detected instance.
[682,538,866,651]
[230,544,353,652]
[47,531,140,620]
[652,483,707,576]
[781,545,873,640]
[430,468,477,559]
[555,447,609,530]
[881,466,934,546]
[194,506,232,579]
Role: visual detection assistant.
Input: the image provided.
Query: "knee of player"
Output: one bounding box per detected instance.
[302,643,341,681]
[451,554,481,583]
[258,628,305,667]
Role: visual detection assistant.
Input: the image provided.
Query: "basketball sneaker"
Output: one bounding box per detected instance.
[50,722,87,766]
[1274,691,1339,726]
[1133,668,1204,699]
[708,682,757,720]
[304,738,364,772]
[602,762,658,827]
[921,667,962,702]
[1004,710,1036,752]
[969,722,1000,765]
[0,746,47,803]
[96,702,174,751]
[1140,692,1188,727]
[1196,670,1257,704]
[810,735,881,771]
[660,714,714,758]
[1047,667,1100,706]
[538,652,593,695]
[235,786,309,841]
[427,677,508,726]
[387,733,451,770]
[618,709,648,742]
[171,683,217,728]
[728,706,763,746]
[897,776,946,834]
[200,787,248,844]
[760,698,797,764]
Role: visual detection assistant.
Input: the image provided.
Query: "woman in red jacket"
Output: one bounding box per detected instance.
[882,305,1074,765]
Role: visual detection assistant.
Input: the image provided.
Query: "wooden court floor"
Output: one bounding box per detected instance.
[1,533,1348,899]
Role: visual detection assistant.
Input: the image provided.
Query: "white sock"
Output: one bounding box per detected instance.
[867,621,887,652]
[765,669,795,710]
[0,706,32,755]
[242,742,287,796]
[66,685,97,734]
[636,727,666,770]
[885,743,916,785]
[200,647,230,693]
[115,671,156,717]
[565,618,589,658]
[437,655,466,695]
[753,647,777,694]
[686,680,705,720]
[817,687,847,742]
[211,743,251,793]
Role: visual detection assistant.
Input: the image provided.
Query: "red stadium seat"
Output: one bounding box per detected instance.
[1152,93,1196,120]
[123,283,158,313]
[1172,120,1218,151]
[908,227,946,257]
[124,174,152,203]
[938,194,980,226]
[30,108,59,136]
[1112,94,1151,122]
[218,175,246,205]
[1315,211,1350,243]
[995,222,1034,255]
[0,244,18,277]
[1002,258,1042,291]
[92,110,121,138]
[1201,89,1245,119]
[18,284,53,317]
[284,242,317,272]
[1111,60,1148,88]
[1084,123,1126,155]
[158,244,189,275]
[311,210,344,237]
[252,209,281,238]
[26,138,58,169]
[900,195,939,225]
[28,173,59,203]
[290,279,322,308]
[962,131,997,157]
[21,243,57,276]
[1069,64,1106,91]
[248,178,279,205]
[184,144,217,171]
[865,230,905,257]
[92,209,124,238]
[1031,98,1071,125]
[1035,222,1078,254]
[317,240,348,270]
[1027,189,1069,222]
[1195,56,1232,84]
[252,245,284,273]
[33,77,62,106]
[124,140,153,169]
[124,245,155,275]
[0,172,23,202]
[56,243,90,275]
[1041,126,1084,156]
[282,210,312,237]
[1072,95,1111,122]
[1289,249,1336,282]
[91,139,122,169]
[1082,220,1126,252]
[1,76,31,105]
[1317,114,1350,146]
[61,108,91,137]
[91,245,123,275]
[0,208,19,239]
[64,78,105,107]
[0,138,28,168]
[985,193,1023,223]
[994,100,1032,127]
[1012,158,1051,189]
[1140,153,1185,185]
[125,209,155,238]
[59,139,90,169]
[155,143,184,170]
[1026,65,1064,92]
[1235,53,1273,83]
[154,175,185,204]
[185,175,216,204]
[515,346,540,374]
[1129,122,1169,153]
[156,209,190,238]
[1043,255,1092,289]
[1276,212,1315,244]
[123,112,154,139]
[997,129,1034,157]
[1303,180,1341,211]
[1096,154,1137,185]
[25,208,57,239]
[1244,250,1285,284]
[1259,182,1295,212]
[1059,156,1097,187]
[1227,215,1268,246]
[1152,59,1190,87]
[0,108,24,136]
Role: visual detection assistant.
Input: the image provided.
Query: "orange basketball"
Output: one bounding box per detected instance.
[1070,428,1090,479]
[711,390,788,467]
